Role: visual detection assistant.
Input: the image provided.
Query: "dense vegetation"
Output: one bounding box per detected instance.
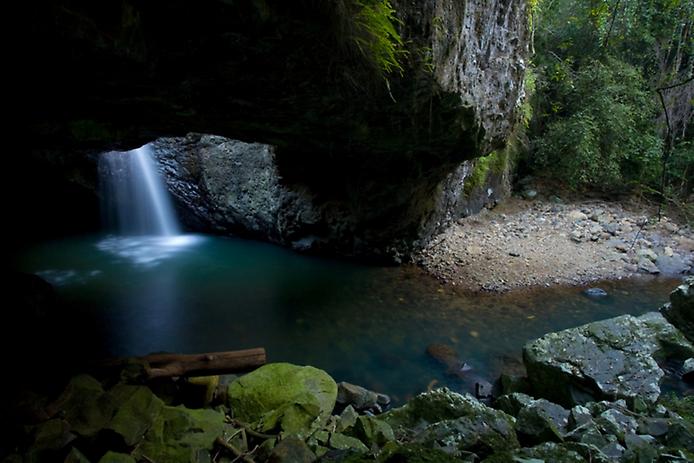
[524,0,693,212]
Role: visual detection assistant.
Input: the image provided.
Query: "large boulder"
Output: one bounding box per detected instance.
[153,135,318,245]
[48,375,164,445]
[523,312,694,407]
[661,277,694,343]
[382,388,518,458]
[227,363,338,436]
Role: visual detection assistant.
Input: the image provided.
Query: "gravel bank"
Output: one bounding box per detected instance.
[416,198,694,292]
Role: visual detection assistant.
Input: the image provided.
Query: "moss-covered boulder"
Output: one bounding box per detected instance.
[49,375,109,437]
[228,363,337,436]
[353,416,395,448]
[105,384,165,446]
[64,448,91,463]
[132,405,225,463]
[46,375,164,448]
[381,388,518,458]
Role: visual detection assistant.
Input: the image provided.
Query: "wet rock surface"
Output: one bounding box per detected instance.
[662,277,694,343]
[523,312,694,406]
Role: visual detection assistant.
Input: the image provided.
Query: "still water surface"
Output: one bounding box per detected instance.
[15,233,681,403]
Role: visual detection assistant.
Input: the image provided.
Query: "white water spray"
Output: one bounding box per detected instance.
[100,145,180,236]
[98,143,200,266]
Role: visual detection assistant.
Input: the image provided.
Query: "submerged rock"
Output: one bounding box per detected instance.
[583,288,608,298]
[227,363,337,436]
[661,277,694,342]
[523,312,694,406]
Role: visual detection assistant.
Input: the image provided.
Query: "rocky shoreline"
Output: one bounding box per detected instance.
[417,198,694,293]
[4,278,694,462]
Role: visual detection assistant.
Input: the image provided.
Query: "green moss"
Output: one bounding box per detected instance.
[227,363,337,436]
[520,68,537,128]
[464,149,511,196]
[659,394,694,425]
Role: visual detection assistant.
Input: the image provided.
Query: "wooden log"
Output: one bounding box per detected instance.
[102,348,267,379]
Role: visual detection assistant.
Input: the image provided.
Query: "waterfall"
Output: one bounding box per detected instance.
[99,145,180,236]
[98,144,199,266]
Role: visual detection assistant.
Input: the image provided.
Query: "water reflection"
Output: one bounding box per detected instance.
[36,269,102,286]
[96,234,203,267]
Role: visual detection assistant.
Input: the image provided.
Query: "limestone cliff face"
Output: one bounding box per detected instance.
[396,0,529,152]
[18,0,528,259]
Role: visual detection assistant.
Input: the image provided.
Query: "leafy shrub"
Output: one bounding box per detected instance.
[532,58,663,190]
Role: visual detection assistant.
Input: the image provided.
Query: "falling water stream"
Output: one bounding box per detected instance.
[96,144,200,265]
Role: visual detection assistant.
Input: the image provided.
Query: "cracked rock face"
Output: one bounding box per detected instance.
[523,312,694,407]
[430,0,529,152]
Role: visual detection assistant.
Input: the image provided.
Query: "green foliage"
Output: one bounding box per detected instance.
[520,68,537,128]
[533,58,662,190]
[525,0,694,198]
[667,141,694,196]
[350,0,406,76]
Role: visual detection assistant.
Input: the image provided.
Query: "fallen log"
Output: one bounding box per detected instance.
[103,348,267,379]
